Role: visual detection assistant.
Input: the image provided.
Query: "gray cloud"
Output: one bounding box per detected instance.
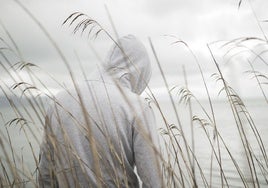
[1,0,267,99]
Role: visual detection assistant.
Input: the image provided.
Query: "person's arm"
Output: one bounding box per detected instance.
[38,114,58,188]
[133,104,163,188]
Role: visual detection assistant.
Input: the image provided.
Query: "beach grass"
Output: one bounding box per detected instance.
[0,0,268,187]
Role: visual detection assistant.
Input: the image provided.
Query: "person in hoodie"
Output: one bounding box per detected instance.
[38,35,163,188]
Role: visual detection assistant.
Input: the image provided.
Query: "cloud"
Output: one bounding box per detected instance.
[141,0,200,18]
[1,0,267,99]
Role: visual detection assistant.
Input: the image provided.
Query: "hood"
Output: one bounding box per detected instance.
[102,35,152,95]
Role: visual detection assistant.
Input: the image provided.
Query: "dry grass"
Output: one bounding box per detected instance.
[0,0,268,187]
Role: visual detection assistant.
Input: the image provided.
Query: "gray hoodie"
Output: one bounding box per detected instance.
[38,35,163,188]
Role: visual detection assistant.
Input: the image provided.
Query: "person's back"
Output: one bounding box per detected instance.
[38,35,163,188]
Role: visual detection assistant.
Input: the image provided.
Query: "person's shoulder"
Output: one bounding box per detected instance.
[45,85,79,115]
[55,88,76,104]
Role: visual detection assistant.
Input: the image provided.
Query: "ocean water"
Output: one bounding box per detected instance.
[0,98,267,187]
[0,102,44,187]
[154,98,268,187]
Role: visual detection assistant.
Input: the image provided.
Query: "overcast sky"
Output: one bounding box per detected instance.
[0,0,268,100]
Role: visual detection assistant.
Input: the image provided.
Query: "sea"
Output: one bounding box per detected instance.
[0,97,267,187]
[154,98,268,187]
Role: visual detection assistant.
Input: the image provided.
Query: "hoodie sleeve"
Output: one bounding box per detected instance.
[38,113,59,188]
[133,103,163,188]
